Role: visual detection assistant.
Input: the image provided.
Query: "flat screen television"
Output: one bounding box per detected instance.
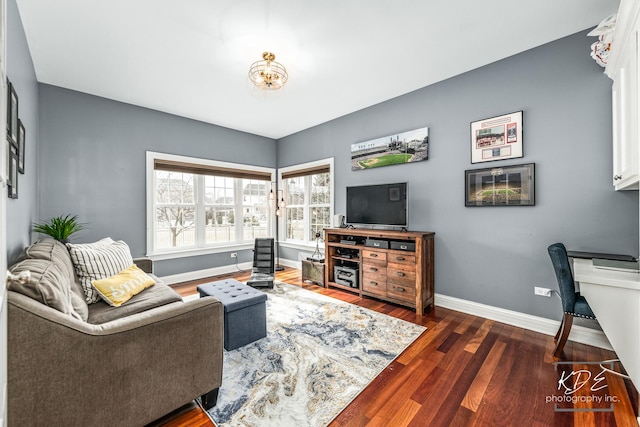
[346,182,408,227]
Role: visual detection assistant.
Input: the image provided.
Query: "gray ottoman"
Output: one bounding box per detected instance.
[197,279,268,351]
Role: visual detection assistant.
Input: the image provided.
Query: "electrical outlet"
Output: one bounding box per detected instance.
[230,252,237,258]
[534,286,552,297]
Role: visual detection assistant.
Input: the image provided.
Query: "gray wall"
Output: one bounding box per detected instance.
[6,0,39,263]
[38,85,276,276]
[277,30,639,321]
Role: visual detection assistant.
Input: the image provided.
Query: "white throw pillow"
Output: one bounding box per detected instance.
[67,238,134,304]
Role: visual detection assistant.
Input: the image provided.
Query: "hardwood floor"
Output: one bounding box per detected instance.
[153,267,639,427]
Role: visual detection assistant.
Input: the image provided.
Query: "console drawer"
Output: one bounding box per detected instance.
[362,274,387,296]
[387,283,415,303]
[389,253,416,265]
[362,263,385,275]
[362,250,387,264]
[387,264,416,285]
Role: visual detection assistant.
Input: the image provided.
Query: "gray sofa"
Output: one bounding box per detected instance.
[7,238,223,426]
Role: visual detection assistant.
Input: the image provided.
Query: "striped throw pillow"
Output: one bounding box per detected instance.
[67,238,134,304]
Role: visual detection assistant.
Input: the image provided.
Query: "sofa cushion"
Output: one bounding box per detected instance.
[67,238,134,304]
[24,238,89,321]
[92,264,155,307]
[87,281,182,324]
[8,258,83,321]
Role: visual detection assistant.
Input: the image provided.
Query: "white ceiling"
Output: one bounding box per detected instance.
[16,0,619,139]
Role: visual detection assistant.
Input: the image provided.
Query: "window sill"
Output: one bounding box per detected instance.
[147,243,255,261]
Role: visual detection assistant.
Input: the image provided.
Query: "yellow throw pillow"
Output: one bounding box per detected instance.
[92,265,155,307]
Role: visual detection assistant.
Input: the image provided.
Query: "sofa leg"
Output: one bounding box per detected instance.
[201,388,219,410]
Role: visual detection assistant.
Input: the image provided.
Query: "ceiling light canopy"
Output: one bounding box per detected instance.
[248,52,288,90]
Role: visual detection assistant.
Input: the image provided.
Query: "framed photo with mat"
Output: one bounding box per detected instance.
[6,80,18,145]
[465,163,534,207]
[8,144,18,199]
[18,119,25,173]
[470,111,523,164]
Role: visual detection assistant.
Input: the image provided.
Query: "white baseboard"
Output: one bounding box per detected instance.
[161,258,300,285]
[277,259,300,269]
[435,293,613,351]
[161,262,253,285]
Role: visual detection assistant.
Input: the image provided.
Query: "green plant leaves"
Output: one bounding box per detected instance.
[32,214,87,241]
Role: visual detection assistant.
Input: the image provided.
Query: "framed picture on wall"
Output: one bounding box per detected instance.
[8,145,18,199]
[465,163,535,207]
[18,119,25,173]
[351,126,429,171]
[470,111,523,163]
[6,80,18,144]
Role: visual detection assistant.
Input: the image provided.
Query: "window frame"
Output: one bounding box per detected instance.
[146,151,275,260]
[278,158,334,250]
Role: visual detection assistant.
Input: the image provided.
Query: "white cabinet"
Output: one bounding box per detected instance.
[611,32,639,190]
[607,1,640,190]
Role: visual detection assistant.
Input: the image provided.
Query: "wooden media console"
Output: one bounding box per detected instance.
[324,228,435,315]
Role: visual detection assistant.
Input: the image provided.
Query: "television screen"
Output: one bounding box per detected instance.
[346,182,408,227]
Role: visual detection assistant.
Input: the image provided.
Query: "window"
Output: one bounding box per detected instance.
[280,158,333,245]
[147,152,274,257]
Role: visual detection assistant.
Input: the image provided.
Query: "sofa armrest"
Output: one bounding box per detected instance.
[8,291,223,426]
[133,257,154,274]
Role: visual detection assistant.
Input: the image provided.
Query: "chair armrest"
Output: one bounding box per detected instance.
[8,291,223,426]
[133,257,154,274]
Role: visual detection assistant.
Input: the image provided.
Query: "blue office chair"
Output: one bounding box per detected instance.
[547,243,596,358]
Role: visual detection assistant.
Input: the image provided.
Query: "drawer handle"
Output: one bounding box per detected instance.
[370,281,378,286]
[396,272,405,277]
[369,267,378,272]
[369,253,378,258]
[396,256,405,261]
[396,287,405,292]
[614,174,622,181]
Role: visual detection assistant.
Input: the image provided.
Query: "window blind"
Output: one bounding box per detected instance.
[154,159,272,181]
[281,164,330,180]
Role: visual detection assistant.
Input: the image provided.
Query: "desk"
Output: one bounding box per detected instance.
[573,258,640,391]
[567,250,636,262]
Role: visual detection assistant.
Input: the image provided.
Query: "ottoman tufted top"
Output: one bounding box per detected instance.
[197,279,268,313]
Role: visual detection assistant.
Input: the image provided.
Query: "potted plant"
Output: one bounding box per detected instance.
[32,214,87,243]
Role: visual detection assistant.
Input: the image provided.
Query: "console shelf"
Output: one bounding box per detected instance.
[324,228,435,315]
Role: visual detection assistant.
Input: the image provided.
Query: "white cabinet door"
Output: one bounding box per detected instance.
[612,30,639,190]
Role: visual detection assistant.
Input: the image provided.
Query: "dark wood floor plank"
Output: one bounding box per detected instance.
[425,324,503,426]
[464,318,493,354]
[366,381,425,426]
[333,360,407,425]
[461,339,507,412]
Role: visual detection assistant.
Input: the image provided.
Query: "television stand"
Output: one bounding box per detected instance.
[324,228,435,315]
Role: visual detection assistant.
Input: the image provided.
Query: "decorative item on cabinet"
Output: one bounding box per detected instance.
[587,14,617,67]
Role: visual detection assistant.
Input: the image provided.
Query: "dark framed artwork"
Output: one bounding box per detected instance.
[351,126,429,170]
[8,145,18,199]
[17,119,25,173]
[6,80,18,145]
[470,111,523,164]
[465,163,535,207]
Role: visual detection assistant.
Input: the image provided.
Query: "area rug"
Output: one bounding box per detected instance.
[206,281,426,427]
